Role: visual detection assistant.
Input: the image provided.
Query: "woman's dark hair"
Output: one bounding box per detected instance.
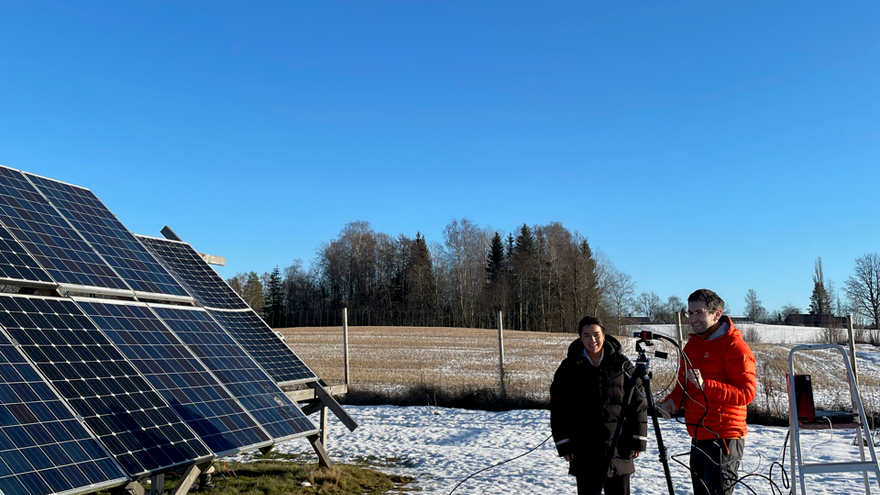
[577,316,605,336]
[687,288,725,312]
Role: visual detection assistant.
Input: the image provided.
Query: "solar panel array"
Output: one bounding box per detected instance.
[0,295,212,478]
[207,309,317,384]
[75,300,272,457]
[0,326,126,495]
[0,167,130,294]
[138,236,318,385]
[137,237,249,310]
[25,175,191,302]
[0,165,325,495]
[151,307,318,441]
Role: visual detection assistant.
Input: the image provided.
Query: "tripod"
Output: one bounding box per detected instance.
[598,331,678,495]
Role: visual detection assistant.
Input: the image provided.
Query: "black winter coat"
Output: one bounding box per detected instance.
[549,335,648,481]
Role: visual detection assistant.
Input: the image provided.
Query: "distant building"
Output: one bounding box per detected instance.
[730,316,754,325]
[784,314,848,327]
[620,315,652,325]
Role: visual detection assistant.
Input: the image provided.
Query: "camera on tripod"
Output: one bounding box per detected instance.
[632,331,669,365]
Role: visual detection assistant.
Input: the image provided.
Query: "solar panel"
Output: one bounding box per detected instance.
[74,300,272,457]
[207,309,317,385]
[0,294,212,478]
[136,236,249,310]
[149,306,318,442]
[0,325,127,495]
[0,166,133,296]
[0,222,56,289]
[25,174,192,303]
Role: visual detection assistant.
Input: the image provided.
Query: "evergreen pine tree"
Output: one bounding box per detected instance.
[405,233,436,325]
[505,233,515,268]
[263,266,284,328]
[485,232,505,283]
[809,257,834,316]
[512,224,536,330]
[577,239,600,315]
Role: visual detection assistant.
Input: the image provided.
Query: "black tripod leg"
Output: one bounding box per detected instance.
[643,377,676,495]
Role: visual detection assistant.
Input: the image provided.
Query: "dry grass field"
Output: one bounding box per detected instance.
[277,326,682,402]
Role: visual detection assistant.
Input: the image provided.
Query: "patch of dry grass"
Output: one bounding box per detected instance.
[280,326,573,400]
[279,326,684,403]
[97,458,416,495]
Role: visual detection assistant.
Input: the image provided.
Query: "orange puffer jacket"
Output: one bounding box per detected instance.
[664,316,757,440]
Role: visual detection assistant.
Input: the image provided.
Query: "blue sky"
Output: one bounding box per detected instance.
[1,1,877,316]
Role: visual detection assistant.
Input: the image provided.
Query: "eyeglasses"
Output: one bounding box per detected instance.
[687,308,715,317]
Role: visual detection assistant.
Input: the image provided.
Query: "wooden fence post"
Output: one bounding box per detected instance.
[343,308,350,386]
[676,312,684,345]
[847,314,859,389]
[497,310,506,398]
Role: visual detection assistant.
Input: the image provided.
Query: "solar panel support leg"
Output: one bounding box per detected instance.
[113,481,145,495]
[150,473,164,495]
[308,433,332,468]
[320,405,329,447]
[301,400,323,416]
[308,382,358,432]
[169,461,213,495]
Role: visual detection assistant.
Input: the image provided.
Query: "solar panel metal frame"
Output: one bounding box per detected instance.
[0,165,134,299]
[24,173,194,305]
[206,308,318,386]
[0,320,128,495]
[147,304,319,444]
[71,298,273,458]
[0,293,214,479]
[135,236,250,311]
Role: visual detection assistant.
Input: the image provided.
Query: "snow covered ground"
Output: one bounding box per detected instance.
[260,405,880,495]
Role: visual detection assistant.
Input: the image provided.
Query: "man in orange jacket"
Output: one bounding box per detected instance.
[660,289,757,495]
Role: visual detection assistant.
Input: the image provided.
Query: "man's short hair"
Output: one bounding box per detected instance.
[688,289,725,312]
[577,316,605,336]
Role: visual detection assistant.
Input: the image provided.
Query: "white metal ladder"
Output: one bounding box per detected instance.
[788,344,880,495]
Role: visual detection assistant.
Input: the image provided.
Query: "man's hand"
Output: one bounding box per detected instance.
[658,398,676,419]
[631,451,640,459]
[686,369,704,390]
[564,454,573,462]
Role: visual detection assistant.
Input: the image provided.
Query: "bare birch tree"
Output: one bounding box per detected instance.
[846,253,880,328]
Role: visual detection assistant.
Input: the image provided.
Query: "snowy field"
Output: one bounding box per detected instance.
[627,323,869,345]
[272,324,880,493]
[255,405,880,495]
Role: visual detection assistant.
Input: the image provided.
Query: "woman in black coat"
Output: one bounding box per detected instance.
[550,316,648,495]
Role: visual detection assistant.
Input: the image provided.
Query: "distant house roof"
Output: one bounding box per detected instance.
[730,316,754,325]
[784,314,848,327]
[621,316,652,325]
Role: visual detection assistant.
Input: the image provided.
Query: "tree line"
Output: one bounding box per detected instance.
[227,219,640,333]
[227,220,880,332]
